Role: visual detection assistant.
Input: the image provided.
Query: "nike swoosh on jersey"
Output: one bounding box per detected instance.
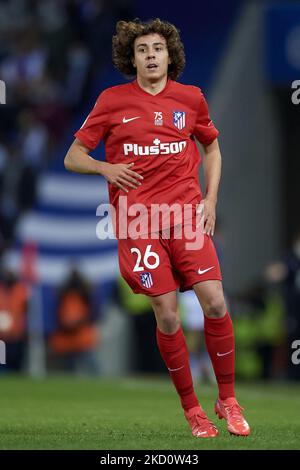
[122,116,141,123]
[197,266,214,275]
[217,349,234,357]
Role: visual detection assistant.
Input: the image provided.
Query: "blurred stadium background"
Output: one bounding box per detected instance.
[0,0,300,448]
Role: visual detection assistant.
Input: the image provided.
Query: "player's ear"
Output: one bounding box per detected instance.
[132,57,136,68]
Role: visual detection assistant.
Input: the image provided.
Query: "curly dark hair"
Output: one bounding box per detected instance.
[112,18,185,81]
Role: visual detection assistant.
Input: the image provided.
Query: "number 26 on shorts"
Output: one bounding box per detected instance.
[130,244,160,272]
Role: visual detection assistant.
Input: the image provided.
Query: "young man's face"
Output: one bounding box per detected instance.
[133,33,171,82]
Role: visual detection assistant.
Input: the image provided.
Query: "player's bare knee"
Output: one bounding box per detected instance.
[157,311,180,334]
[203,297,227,318]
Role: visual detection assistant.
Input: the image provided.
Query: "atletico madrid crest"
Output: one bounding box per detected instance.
[173,111,186,130]
[140,272,153,288]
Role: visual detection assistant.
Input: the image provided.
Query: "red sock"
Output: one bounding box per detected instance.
[156,327,199,411]
[204,312,235,400]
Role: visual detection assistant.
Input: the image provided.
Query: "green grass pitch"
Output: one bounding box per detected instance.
[0,376,299,450]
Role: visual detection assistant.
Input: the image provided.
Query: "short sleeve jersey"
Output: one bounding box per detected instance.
[75,79,219,234]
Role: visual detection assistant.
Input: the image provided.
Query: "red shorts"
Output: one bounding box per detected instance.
[118,226,222,296]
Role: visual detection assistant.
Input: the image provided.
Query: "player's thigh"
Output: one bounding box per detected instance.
[193,280,227,318]
[147,290,180,333]
[118,236,179,296]
[148,290,178,312]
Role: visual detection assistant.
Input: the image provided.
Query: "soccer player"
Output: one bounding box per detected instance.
[64,18,250,438]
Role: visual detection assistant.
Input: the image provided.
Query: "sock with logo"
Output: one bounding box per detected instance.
[204,311,235,400]
[156,326,199,411]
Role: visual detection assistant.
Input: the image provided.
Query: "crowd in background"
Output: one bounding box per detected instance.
[1,231,300,381]
[0,0,300,381]
[0,0,133,249]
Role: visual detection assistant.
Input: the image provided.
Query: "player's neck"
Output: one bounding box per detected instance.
[136,75,168,96]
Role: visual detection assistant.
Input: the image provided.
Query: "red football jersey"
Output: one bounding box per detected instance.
[75,79,219,235]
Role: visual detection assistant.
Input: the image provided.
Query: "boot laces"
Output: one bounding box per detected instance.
[191,411,215,432]
[225,402,244,422]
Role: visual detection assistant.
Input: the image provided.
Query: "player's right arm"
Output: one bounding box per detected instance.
[65,89,143,192]
[64,138,143,193]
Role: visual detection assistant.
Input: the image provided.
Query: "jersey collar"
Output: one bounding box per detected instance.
[131,78,172,97]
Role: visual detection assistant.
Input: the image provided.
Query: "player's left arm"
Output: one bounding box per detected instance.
[199,137,221,237]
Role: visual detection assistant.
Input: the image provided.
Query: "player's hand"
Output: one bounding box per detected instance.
[102,162,143,193]
[196,197,216,236]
